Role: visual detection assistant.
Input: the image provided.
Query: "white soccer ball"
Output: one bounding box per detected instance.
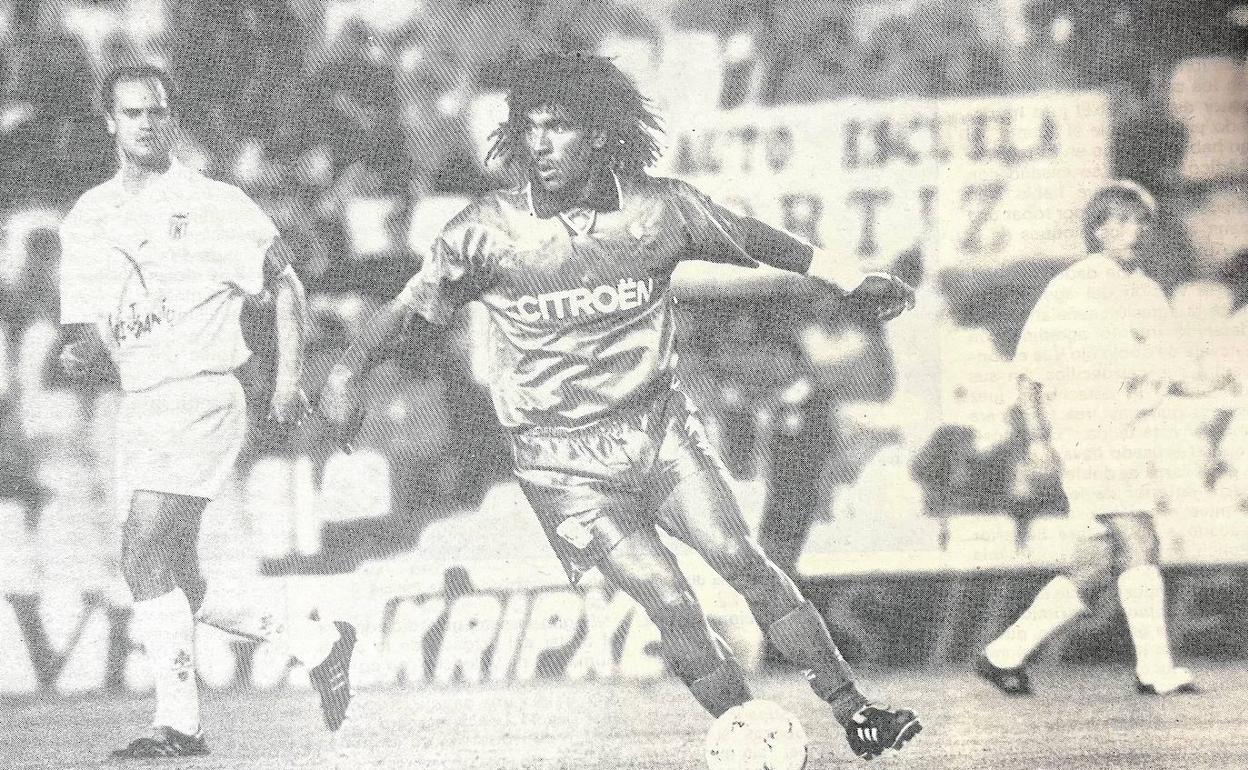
[705,699,809,770]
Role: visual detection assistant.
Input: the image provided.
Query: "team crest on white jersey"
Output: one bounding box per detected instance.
[169,213,189,240]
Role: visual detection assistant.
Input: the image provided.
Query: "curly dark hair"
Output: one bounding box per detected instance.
[486,52,663,176]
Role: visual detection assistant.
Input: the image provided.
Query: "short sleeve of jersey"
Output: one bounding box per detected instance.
[58,207,107,325]
[398,207,495,325]
[1014,274,1100,390]
[668,179,812,272]
[221,187,279,295]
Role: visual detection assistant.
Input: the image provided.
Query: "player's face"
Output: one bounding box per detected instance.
[1095,203,1149,261]
[106,78,174,166]
[523,106,600,196]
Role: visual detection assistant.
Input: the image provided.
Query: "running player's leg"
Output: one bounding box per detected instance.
[123,490,208,739]
[194,583,340,667]
[662,466,921,758]
[597,527,751,717]
[653,393,919,756]
[168,510,207,613]
[1103,512,1193,692]
[980,532,1113,687]
[659,466,868,719]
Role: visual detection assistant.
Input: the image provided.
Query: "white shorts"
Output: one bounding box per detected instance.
[115,373,247,518]
[1050,412,1159,530]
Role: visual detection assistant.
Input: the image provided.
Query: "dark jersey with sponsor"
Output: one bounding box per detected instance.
[399,173,812,429]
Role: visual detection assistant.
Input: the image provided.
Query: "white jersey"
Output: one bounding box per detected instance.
[59,160,277,392]
[1014,255,1175,431]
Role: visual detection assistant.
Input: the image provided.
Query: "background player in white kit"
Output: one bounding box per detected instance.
[57,66,356,758]
[976,180,1225,697]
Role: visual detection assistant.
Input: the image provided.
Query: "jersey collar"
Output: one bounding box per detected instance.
[525,167,624,220]
[107,156,193,203]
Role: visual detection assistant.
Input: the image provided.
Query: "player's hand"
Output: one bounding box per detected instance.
[316,365,365,452]
[58,339,102,381]
[269,382,310,425]
[844,273,916,322]
[254,383,310,452]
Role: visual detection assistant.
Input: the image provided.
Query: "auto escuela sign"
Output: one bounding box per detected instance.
[659,91,1110,280]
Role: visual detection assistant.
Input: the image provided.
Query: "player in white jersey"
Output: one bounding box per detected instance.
[57,66,356,758]
[976,180,1222,696]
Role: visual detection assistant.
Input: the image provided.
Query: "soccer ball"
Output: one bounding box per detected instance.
[705,700,809,770]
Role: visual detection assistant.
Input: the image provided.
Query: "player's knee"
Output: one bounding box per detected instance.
[646,587,706,631]
[705,535,768,583]
[1116,536,1159,570]
[1110,519,1160,569]
[1067,563,1111,604]
[120,503,181,594]
[713,539,799,599]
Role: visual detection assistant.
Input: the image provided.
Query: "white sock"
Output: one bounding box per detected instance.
[1117,564,1176,680]
[195,586,339,666]
[132,588,200,735]
[985,575,1087,669]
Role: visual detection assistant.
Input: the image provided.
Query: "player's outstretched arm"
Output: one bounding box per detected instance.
[267,240,311,424]
[806,251,915,322]
[673,180,914,321]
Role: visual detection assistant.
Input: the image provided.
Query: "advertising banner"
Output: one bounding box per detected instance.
[657,91,1111,287]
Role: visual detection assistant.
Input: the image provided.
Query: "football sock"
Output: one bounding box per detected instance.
[985,574,1086,669]
[827,682,870,727]
[686,658,752,717]
[195,587,338,666]
[132,588,199,736]
[765,601,865,724]
[1117,564,1176,680]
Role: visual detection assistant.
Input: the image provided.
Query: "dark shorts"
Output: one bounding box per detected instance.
[511,386,730,584]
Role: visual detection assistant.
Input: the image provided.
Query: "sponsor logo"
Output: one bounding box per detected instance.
[515,278,655,323]
[108,299,176,344]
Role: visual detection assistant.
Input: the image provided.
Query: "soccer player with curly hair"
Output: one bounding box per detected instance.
[319,53,920,760]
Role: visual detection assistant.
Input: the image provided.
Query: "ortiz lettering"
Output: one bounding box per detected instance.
[515,278,655,323]
[109,300,175,343]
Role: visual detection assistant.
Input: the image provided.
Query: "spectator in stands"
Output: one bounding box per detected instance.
[306,19,409,193]
[1005,0,1078,91]
[755,286,895,576]
[910,2,1005,95]
[533,0,661,55]
[862,2,1004,98]
[862,16,929,97]
[1111,69,1195,289]
[0,6,109,204]
[1,229,61,338]
[765,4,868,104]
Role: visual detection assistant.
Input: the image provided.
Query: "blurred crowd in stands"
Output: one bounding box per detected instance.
[1,0,1247,581]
